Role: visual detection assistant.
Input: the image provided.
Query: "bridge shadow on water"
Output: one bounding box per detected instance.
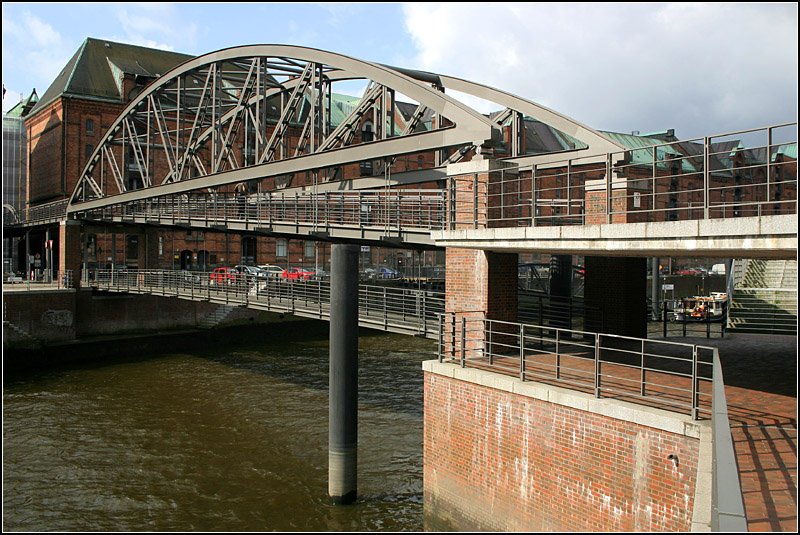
[4,317,435,419]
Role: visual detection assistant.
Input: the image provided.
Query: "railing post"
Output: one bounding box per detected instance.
[704,136,710,219]
[640,339,646,397]
[555,328,561,379]
[663,299,668,338]
[606,153,613,225]
[594,333,601,398]
[473,173,478,229]
[438,313,444,363]
[450,314,456,361]
[383,287,388,330]
[531,164,537,226]
[767,126,773,207]
[691,345,699,420]
[460,316,466,368]
[519,324,525,381]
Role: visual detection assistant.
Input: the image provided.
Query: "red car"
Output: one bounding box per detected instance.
[281,267,314,281]
[209,267,240,284]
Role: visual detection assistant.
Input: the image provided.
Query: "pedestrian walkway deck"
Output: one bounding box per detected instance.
[702,333,797,532]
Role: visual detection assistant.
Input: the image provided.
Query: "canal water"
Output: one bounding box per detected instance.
[3,320,436,531]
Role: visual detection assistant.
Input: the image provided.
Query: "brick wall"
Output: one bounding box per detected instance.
[424,369,700,531]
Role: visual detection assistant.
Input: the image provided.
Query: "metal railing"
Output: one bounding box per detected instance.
[9,199,70,225]
[88,269,444,337]
[2,270,74,290]
[80,189,446,234]
[438,312,715,420]
[447,123,797,229]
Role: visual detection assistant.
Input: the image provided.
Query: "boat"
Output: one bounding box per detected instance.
[672,292,727,322]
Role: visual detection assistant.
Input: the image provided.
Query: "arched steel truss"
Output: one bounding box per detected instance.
[67,44,622,216]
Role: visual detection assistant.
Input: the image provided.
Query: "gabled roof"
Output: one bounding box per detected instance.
[29,37,192,116]
[5,89,38,117]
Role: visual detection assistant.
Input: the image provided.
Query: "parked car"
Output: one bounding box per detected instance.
[374,266,400,279]
[258,264,285,278]
[235,265,269,279]
[676,268,702,276]
[282,267,315,281]
[209,267,240,284]
[307,268,329,280]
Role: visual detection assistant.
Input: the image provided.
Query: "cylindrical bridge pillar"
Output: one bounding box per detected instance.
[329,243,359,504]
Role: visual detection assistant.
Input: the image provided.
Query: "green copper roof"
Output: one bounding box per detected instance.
[5,89,39,117]
[599,130,698,172]
[29,38,192,116]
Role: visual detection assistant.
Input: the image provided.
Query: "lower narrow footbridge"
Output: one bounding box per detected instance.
[89,270,444,337]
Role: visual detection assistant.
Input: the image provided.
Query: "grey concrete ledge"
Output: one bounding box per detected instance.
[447,158,519,175]
[432,214,797,258]
[423,359,706,438]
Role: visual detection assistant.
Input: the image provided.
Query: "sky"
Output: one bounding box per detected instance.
[2,2,797,140]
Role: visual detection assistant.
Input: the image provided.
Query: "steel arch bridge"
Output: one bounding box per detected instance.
[65,44,621,243]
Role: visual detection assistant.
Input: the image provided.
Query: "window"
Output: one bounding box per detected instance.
[126,235,139,263]
[276,238,287,258]
[361,122,374,142]
[85,144,94,159]
[360,160,373,176]
[304,240,315,259]
[241,237,257,265]
[86,118,94,135]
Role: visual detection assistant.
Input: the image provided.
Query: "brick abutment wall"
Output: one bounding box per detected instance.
[423,362,703,531]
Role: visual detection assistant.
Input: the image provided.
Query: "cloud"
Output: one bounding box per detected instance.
[113,3,198,52]
[401,3,798,139]
[1,11,71,110]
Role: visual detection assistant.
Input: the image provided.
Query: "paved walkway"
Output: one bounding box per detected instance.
[695,333,797,532]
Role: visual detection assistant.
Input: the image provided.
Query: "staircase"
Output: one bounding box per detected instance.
[198,305,237,329]
[728,259,798,335]
[3,321,42,348]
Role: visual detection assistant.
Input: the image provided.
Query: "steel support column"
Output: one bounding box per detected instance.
[329,243,359,504]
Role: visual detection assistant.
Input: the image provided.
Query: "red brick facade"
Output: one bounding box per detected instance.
[424,370,700,531]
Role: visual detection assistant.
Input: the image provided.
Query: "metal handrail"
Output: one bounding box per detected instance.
[88,269,445,337]
[2,270,74,289]
[438,311,715,420]
[447,122,797,230]
[82,189,447,234]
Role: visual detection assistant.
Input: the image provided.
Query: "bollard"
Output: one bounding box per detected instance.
[328,244,359,504]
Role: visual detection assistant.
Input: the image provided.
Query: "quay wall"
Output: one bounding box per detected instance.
[423,361,704,531]
[3,288,265,352]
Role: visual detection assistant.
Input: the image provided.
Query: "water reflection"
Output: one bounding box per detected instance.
[3,320,435,531]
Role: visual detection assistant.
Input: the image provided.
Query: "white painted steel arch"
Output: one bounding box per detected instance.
[68,44,503,214]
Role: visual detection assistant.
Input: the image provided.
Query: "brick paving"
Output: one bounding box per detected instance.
[452,331,797,531]
[710,334,797,532]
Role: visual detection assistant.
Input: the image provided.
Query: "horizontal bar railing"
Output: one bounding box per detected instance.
[447,122,797,229]
[3,270,74,289]
[87,269,444,337]
[438,312,715,420]
[79,189,446,235]
[12,199,70,225]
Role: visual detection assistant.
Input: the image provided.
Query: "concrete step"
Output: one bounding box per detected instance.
[198,305,237,329]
